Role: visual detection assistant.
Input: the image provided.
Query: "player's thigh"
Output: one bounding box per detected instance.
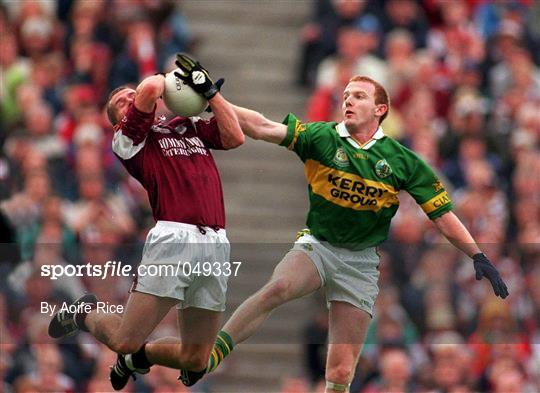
[326,301,371,369]
[177,307,222,347]
[116,291,179,344]
[268,250,322,300]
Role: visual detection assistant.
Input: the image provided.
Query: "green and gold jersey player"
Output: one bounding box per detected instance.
[281,113,452,250]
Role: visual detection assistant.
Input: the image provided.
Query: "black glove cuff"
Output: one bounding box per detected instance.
[203,84,220,100]
[472,253,487,262]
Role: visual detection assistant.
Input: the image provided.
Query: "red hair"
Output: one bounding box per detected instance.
[349,76,390,124]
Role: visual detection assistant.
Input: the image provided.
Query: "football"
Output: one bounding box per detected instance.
[162,70,207,117]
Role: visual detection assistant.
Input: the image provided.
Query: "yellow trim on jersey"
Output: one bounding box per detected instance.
[304,160,399,212]
[420,191,452,214]
[287,120,307,150]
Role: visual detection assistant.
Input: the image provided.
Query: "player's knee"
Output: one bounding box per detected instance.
[179,350,209,371]
[260,278,292,306]
[326,363,353,386]
[110,337,144,355]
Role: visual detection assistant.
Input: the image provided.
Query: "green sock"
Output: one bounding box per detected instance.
[207,330,234,372]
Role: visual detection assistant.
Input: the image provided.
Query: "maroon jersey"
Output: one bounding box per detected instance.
[112,104,226,228]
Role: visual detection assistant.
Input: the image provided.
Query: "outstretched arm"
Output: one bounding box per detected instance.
[231,104,287,144]
[434,211,509,298]
[433,211,480,257]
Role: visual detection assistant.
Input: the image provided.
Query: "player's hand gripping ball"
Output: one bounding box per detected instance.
[174,54,221,100]
[162,70,208,117]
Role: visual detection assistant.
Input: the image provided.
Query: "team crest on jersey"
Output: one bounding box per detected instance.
[333,147,350,168]
[375,159,392,178]
[174,125,187,135]
[151,125,171,134]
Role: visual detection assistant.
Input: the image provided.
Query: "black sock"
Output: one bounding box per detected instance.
[131,343,152,369]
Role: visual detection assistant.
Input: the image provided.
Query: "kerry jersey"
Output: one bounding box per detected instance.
[281,114,453,250]
[112,104,226,228]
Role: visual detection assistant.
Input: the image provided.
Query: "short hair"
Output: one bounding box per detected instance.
[106,85,130,126]
[349,75,390,124]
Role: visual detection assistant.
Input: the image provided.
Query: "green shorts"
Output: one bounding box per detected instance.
[291,230,380,316]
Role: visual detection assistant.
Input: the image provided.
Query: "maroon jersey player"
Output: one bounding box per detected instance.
[112,100,228,228]
[48,55,244,390]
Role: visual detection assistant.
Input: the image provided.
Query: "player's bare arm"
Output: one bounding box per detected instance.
[433,211,481,257]
[134,74,165,113]
[207,93,244,149]
[434,211,509,298]
[231,104,287,144]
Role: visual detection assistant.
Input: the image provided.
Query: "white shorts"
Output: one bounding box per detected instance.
[132,221,230,312]
[291,231,380,316]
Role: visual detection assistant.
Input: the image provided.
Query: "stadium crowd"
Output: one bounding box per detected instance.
[0,0,538,392]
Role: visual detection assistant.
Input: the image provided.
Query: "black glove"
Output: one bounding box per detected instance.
[473,253,509,299]
[174,53,220,100]
[204,78,225,112]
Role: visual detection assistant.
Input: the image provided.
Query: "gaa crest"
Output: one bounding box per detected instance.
[375,159,392,178]
[333,147,349,168]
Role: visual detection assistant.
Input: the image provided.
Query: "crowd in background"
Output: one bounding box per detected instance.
[0,0,539,392]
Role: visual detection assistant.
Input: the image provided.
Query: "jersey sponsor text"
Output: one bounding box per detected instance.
[305,160,399,212]
[158,136,208,157]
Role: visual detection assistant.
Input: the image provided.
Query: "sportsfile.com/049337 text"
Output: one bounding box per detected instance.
[40,261,243,280]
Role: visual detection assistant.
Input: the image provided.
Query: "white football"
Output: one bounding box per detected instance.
[162,69,207,117]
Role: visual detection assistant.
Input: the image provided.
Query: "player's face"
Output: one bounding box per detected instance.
[342,81,382,130]
[110,88,136,122]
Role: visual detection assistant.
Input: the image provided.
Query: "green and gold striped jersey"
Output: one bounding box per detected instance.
[280,114,453,250]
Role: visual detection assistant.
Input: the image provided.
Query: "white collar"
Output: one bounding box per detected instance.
[335,122,385,150]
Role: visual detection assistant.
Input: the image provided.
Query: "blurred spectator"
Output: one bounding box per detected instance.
[305,55,354,122]
[401,247,459,335]
[383,29,415,96]
[17,103,67,167]
[67,37,111,100]
[454,158,507,243]
[0,31,31,129]
[280,377,311,393]
[0,165,50,231]
[316,16,387,90]
[360,348,414,393]
[468,299,530,379]
[109,17,158,88]
[428,0,486,81]
[14,344,75,393]
[380,0,429,49]
[155,2,195,69]
[392,50,453,119]
[297,0,370,86]
[303,303,328,384]
[63,168,134,244]
[491,367,529,393]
